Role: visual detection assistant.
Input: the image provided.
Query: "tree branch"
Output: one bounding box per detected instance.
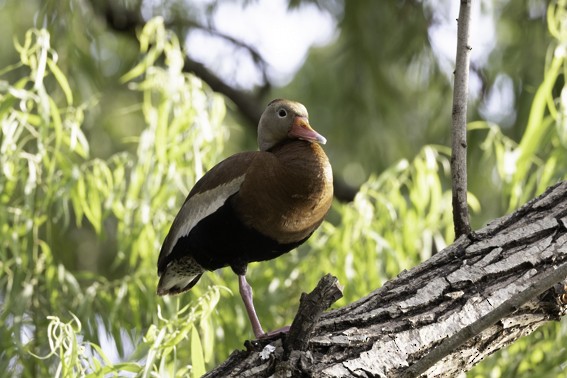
[401,258,567,378]
[182,57,265,126]
[284,274,343,357]
[204,181,567,377]
[451,0,473,237]
[203,274,343,378]
[183,22,271,86]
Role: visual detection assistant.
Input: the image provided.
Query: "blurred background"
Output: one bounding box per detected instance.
[1,0,566,376]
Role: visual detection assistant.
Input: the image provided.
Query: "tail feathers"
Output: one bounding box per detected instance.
[157,256,204,295]
[157,272,203,295]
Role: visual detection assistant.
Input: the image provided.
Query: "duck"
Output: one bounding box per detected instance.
[157,99,333,339]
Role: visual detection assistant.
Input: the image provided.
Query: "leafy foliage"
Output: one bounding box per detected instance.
[0,19,227,377]
[1,1,567,377]
[468,1,567,376]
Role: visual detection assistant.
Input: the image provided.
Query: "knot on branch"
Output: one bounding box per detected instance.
[283,274,343,358]
[203,274,342,378]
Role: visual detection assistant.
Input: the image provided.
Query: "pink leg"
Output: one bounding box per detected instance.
[238,275,266,339]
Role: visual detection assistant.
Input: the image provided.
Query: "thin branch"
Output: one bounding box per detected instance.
[451,0,472,237]
[401,259,567,378]
[181,21,271,85]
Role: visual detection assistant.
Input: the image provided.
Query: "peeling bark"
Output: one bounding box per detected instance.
[204,182,567,377]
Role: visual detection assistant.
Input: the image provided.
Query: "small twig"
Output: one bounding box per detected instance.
[400,260,567,378]
[187,23,270,81]
[451,0,473,238]
[283,274,343,358]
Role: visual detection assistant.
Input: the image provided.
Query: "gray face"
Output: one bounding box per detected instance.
[257,100,309,151]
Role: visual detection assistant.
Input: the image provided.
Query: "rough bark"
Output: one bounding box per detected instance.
[204,181,567,377]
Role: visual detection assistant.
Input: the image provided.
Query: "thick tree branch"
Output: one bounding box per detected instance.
[204,181,567,377]
[451,0,472,237]
[402,259,567,378]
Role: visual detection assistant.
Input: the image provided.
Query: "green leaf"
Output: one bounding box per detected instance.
[199,317,214,363]
[47,58,73,105]
[190,326,205,378]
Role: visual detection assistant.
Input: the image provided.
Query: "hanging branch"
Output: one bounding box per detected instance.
[451,0,473,237]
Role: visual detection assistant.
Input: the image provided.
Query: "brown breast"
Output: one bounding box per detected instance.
[234,140,333,244]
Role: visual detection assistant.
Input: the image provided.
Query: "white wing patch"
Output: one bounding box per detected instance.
[164,175,245,259]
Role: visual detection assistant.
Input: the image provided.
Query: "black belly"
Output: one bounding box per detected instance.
[168,195,311,276]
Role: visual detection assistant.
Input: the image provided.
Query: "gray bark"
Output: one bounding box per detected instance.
[204,182,567,377]
[451,0,473,237]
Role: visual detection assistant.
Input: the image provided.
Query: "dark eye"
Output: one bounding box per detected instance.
[277,109,287,118]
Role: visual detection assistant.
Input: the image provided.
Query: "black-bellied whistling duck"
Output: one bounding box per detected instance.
[157,99,333,338]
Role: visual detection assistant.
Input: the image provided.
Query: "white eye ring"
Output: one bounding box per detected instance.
[277,108,287,118]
